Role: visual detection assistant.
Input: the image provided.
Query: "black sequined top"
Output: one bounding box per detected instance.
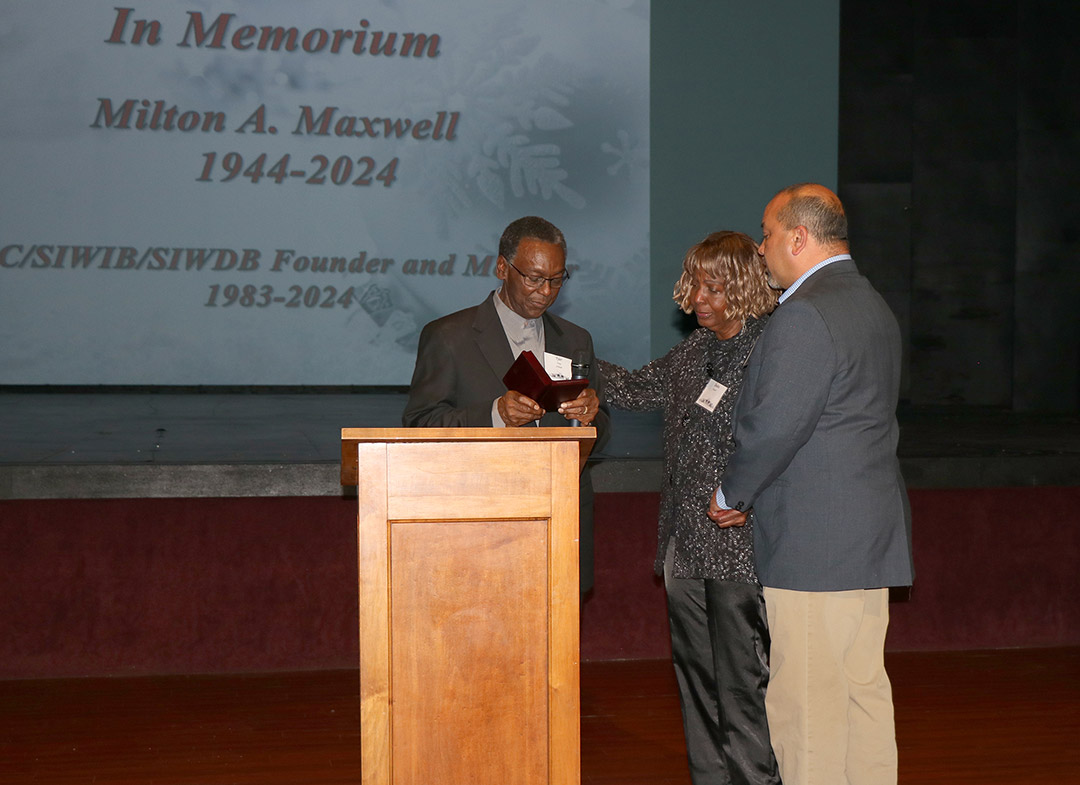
[599,317,767,583]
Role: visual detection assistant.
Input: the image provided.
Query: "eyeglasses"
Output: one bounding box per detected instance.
[507,261,570,289]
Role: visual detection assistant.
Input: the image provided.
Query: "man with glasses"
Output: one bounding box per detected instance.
[403,215,609,593]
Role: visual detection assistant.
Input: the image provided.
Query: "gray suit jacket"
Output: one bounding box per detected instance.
[721,260,914,591]
[402,291,610,591]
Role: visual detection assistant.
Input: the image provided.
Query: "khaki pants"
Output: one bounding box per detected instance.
[763,587,897,785]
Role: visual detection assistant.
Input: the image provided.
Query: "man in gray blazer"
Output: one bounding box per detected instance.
[708,184,913,785]
[403,215,610,592]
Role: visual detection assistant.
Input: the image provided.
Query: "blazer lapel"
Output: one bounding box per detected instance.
[542,312,569,359]
[472,292,515,380]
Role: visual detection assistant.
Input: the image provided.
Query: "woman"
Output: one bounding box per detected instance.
[600,231,780,785]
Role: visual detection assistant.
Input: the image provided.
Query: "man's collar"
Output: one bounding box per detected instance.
[493,285,541,326]
[778,253,852,303]
[492,285,544,328]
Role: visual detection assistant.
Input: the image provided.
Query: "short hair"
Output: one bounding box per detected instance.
[498,216,567,262]
[775,183,848,248]
[672,231,778,321]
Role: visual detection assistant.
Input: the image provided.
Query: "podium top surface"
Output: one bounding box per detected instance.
[340,427,596,486]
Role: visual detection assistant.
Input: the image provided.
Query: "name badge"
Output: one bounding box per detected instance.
[695,379,728,412]
[544,352,572,381]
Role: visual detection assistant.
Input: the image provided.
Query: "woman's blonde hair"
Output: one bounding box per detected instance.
[672,231,778,321]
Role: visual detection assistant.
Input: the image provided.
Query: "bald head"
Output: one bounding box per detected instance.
[757,183,849,289]
[774,183,848,252]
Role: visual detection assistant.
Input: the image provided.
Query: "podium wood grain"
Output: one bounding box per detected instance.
[345,428,594,785]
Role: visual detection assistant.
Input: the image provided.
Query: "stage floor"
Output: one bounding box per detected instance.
[2,649,1078,784]
[2,390,1078,498]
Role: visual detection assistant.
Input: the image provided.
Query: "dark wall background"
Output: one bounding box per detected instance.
[839,0,1079,412]
[650,1,840,361]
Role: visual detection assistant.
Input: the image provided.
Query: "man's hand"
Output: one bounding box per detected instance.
[558,388,600,426]
[707,490,748,528]
[497,390,544,427]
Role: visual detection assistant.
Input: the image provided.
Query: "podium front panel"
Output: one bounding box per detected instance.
[386,441,552,520]
[391,519,548,784]
[353,435,582,785]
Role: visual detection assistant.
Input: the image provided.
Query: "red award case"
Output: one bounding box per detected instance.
[502,350,588,412]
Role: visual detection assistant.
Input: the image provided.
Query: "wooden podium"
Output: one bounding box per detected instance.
[340,427,596,785]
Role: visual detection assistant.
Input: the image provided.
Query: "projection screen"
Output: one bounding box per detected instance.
[0,1,650,385]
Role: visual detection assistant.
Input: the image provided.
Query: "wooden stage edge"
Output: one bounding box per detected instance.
[1,648,1077,785]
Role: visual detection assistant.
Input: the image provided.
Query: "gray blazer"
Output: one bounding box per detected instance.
[402,291,610,591]
[721,260,914,591]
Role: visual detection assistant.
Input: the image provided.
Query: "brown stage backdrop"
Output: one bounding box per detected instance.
[2,488,1078,678]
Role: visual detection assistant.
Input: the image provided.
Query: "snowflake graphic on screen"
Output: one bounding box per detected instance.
[405,21,589,227]
[601,129,648,184]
